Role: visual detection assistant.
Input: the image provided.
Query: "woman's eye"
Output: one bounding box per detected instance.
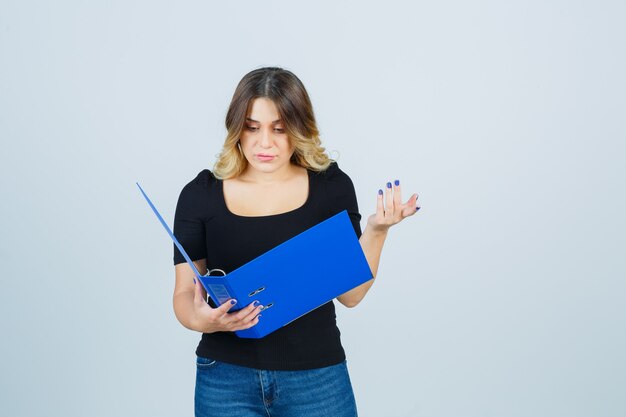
[246,126,284,133]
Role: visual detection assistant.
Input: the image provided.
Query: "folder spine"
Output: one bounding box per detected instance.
[209,282,236,306]
[198,277,237,308]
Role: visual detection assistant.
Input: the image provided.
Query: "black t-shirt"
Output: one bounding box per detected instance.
[172,161,362,370]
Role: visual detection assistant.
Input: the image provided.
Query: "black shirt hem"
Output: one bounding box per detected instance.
[195,345,347,371]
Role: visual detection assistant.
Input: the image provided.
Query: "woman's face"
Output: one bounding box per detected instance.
[239,97,295,175]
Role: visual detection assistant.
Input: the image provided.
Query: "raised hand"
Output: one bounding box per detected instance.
[367,179,420,233]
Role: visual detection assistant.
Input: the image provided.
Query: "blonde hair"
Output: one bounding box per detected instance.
[212,67,334,179]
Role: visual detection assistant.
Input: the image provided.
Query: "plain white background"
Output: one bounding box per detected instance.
[1,1,624,416]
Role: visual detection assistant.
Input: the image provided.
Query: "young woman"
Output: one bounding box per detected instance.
[172,67,420,417]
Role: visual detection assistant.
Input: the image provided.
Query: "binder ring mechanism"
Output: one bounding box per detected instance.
[206,269,226,304]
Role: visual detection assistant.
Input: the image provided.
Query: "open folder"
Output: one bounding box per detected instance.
[136,182,373,339]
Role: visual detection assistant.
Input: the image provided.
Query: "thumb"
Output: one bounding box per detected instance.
[402,193,420,217]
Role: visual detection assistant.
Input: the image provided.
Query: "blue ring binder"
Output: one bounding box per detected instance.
[137,181,373,338]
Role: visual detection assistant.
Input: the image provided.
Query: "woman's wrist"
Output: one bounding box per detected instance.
[365,223,390,238]
[189,311,207,333]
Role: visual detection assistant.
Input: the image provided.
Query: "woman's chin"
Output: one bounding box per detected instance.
[249,160,286,172]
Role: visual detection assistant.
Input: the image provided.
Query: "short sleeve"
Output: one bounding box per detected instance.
[323,162,362,239]
[172,171,210,265]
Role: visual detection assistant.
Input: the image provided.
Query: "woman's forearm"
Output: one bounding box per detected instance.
[337,224,388,307]
[173,290,200,331]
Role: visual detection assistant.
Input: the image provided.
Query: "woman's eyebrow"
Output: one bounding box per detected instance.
[246,117,282,124]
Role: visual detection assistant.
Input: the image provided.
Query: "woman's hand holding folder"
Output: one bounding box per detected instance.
[190,276,263,334]
[173,260,263,334]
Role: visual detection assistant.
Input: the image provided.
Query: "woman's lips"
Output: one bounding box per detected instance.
[257,154,275,161]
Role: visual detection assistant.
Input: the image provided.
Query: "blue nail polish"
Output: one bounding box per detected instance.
[378,189,383,195]
[394,179,399,186]
[387,182,392,188]
[416,206,421,211]
[230,299,237,305]
[253,300,260,307]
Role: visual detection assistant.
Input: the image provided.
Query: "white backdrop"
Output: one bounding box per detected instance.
[1,1,624,416]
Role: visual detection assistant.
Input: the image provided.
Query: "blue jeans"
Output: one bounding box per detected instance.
[195,356,359,417]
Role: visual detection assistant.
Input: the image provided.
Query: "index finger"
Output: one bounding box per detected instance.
[392,179,402,219]
[224,301,262,324]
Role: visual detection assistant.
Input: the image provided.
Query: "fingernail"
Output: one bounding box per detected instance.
[253,300,260,307]
[230,299,237,305]
[386,182,392,188]
[378,189,383,195]
[394,179,400,186]
[416,206,421,211]
[193,278,196,284]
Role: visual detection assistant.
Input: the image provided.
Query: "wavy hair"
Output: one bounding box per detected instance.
[212,67,334,179]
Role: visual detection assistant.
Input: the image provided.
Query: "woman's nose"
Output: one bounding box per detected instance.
[260,129,272,147]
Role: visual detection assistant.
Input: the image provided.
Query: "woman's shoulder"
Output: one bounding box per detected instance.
[316,160,349,180]
[194,168,218,185]
[313,161,358,203]
[179,168,218,197]
[315,160,354,186]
